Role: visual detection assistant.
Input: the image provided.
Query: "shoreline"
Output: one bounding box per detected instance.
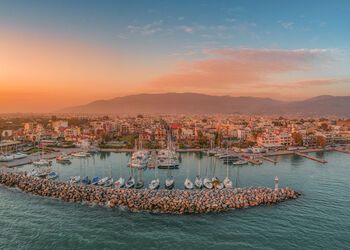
[0,172,300,214]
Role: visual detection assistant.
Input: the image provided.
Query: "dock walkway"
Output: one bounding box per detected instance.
[294,152,327,164]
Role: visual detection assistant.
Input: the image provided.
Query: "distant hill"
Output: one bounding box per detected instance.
[61,93,350,116]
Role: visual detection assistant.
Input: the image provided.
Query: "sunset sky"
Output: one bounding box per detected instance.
[0,0,350,112]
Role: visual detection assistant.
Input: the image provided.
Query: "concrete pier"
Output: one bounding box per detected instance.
[294,152,327,164]
[260,156,278,164]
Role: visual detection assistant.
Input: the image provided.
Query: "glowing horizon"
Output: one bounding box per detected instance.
[0,0,350,112]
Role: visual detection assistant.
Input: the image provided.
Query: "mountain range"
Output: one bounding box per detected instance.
[61,93,350,116]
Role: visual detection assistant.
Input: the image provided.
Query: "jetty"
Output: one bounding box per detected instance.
[260,156,278,164]
[294,152,328,164]
[334,148,350,154]
[0,172,300,214]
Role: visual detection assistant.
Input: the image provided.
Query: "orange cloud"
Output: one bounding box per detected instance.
[146,48,333,91]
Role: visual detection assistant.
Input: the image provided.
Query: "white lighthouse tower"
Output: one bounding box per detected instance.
[274,176,279,192]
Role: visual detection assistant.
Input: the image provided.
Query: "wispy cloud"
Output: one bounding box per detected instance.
[127,21,163,35]
[278,21,294,30]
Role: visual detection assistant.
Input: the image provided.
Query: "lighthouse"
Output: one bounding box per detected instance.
[274,176,279,192]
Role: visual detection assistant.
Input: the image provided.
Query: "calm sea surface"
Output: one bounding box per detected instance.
[1,151,350,249]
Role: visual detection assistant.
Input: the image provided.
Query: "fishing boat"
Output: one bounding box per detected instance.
[125,177,135,188]
[47,171,58,180]
[184,178,194,190]
[104,177,114,187]
[81,176,91,185]
[194,176,203,189]
[91,176,100,185]
[203,177,213,189]
[165,176,175,190]
[212,177,224,190]
[33,159,51,167]
[69,176,81,184]
[232,159,249,166]
[114,177,125,188]
[148,178,160,190]
[223,177,233,188]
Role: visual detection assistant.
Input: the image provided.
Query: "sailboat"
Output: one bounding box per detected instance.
[165,176,175,190]
[194,159,203,189]
[125,176,135,188]
[203,155,213,189]
[135,169,144,189]
[149,164,160,190]
[115,155,125,188]
[223,163,233,188]
[212,177,224,190]
[184,178,194,189]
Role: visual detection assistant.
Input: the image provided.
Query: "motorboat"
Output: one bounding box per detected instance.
[114,177,125,188]
[104,177,114,187]
[194,176,203,189]
[128,150,151,169]
[212,177,224,190]
[0,154,14,162]
[135,180,144,189]
[184,178,194,190]
[203,178,213,189]
[148,178,160,190]
[165,176,175,190]
[81,176,91,185]
[232,159,249,166]
[71,152,90,158]
[91,176,100,185]
[69,176,81,184]
[0,152,28,162]
[33,159,51,167]
[223,177,233,188]
[98,177,109,186]
[27,169,38,177]
[125,177,135,189]
[157,149,179,169]
[47,172,58,180]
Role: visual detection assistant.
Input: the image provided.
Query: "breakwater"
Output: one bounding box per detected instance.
[0,172,300,214]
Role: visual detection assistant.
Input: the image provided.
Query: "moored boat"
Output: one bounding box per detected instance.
[232,159,249,166]
[194,176,203,189]
[91,176,100,185]
[114,177,125,188]
[148,178,160,190]
[184,178,194,190]
[33,159,51,167]
[81,176,91,185]
[212,177,224,190]
[165,176,175,190]
[135,180,144,189]
[125,177,135,188]
[203,177,213,189]
[47,171,58,180]
[223,177,233,188]
[69,176,81,184]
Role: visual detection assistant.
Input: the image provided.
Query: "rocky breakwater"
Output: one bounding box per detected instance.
[0,172,300,214]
